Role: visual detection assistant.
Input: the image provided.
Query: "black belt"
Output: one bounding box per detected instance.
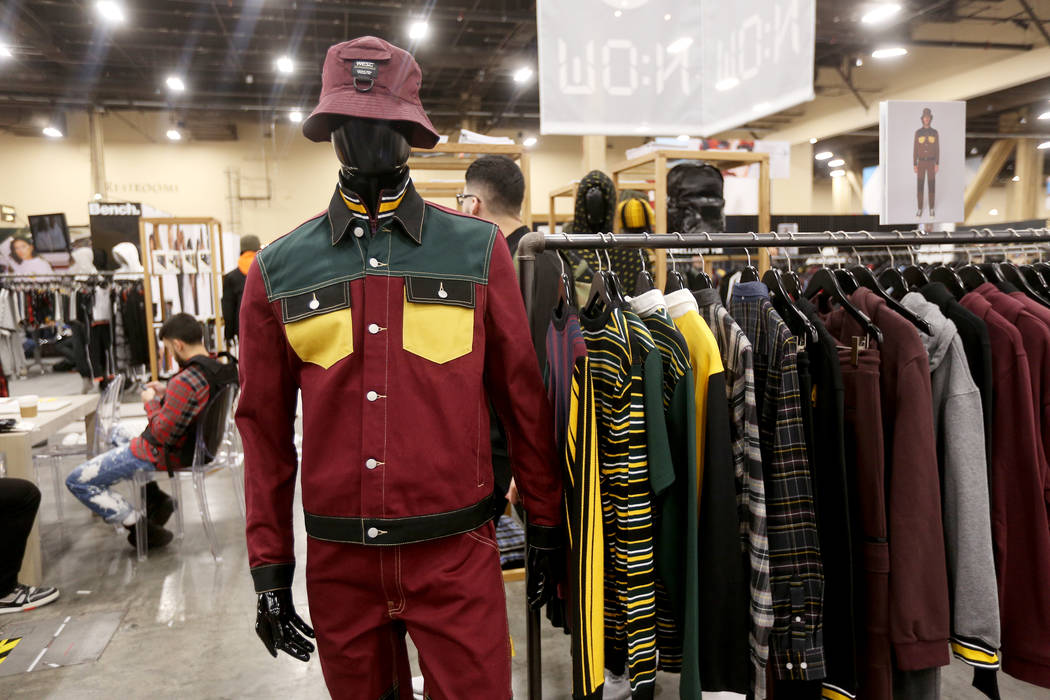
[304,495,498,546]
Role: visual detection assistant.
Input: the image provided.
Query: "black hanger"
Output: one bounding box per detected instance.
[929,264,967,299]
[901,264,930,292]
[850,263,932,335]
[664,249,688,293]
[763,267,818,344]
[1002,262,1050,307]
[738,245,760,282]
[804,267,884,345]
[834,267,859,294]
[553,253,576,318]
[688,249,713,291]
[1034,261,1050,288]
[977,262,1007,285]
[957,256,988,292]
[633,248,656,295]
[878,266,908,301]
[1021,264,1050,301]
[584,248,625,314]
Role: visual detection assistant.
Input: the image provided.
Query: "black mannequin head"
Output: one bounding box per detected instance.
[332,118,411,217]
[583,187,606,232]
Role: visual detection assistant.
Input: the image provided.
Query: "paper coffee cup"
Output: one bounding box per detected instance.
[18,395,38,419]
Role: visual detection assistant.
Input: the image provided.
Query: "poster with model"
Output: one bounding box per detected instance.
[879,100,965,224]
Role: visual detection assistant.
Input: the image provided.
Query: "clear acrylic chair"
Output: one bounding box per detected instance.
[131,385,240,562]
[34,374,125,521]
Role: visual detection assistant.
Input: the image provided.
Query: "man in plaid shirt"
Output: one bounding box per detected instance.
[67,313,211,550]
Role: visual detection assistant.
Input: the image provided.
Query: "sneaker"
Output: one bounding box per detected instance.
[145,481,175,527]
[0,583,60,614]
[126,520,174,550]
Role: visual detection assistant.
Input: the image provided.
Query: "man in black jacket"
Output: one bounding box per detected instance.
[221,235,260,345]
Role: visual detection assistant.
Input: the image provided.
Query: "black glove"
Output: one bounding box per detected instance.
[526,523,563,610]
[256,589,316,662]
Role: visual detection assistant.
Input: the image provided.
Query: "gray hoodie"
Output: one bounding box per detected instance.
[895,293,1001,699]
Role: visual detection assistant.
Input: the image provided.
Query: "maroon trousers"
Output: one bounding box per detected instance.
[305,521,512,700]
[839,349,892,700]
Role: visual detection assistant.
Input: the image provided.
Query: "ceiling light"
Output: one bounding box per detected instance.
[871,47,908,59]
[815,151,834,160]
[0,44,11,59]
[409,20,429,40]
[667,37,693,54]
[614,10,622,17]
[828,158,846,167]
[970,146,979,155]
[93,193,103,200]
[809,137,818,144]
[856,57,864,67]
[1038,111,1050,120]
[861,3,901,24]
[275,55,294,74]
[95,0,125,23]
[989,208,999,216]
[166,128,182,141]
[830,169,846,178]
[677,134,690,141]
[752,102,771,113]
[42,126,63,138]
[664,13,672,21]
[245,74,254,84]
[715,77,740,92]
[522,136,537,147]
[166,75,186,92]
[1012,175,1021,182]
[1039,141,1050,150]
[289,110,303,123]
[513,66,533,84]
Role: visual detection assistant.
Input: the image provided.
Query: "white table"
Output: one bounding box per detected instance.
[0,394,98,586]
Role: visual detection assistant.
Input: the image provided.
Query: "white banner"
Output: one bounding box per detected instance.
[537,0,814,136]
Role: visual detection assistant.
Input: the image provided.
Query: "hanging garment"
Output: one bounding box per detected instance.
[775,296,859,700]
[920,282,995,469]
[894,292,1000,700]
[579,305,666,700]
[692,286,771,697]
[825,288,951,679]
[568,171,645,286]
[544,306,604,700]
[122,285,150,367]
[959,292,1050,690]
[629,290,702,695]
[730,281,826,682]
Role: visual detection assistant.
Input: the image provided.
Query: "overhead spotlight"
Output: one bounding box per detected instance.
[830,169,846,178]
[855,57,864,67]
[1038,141,1050,150]
[93,193,103,200]
[828,158,846,167]
[42,126,63,138]
[970,146,979,155]
[715,77,740,92]
[614,10,622,17]
[752,102,771,113]
[1038,111,1050,120]
[95,0,125,23]
[409,20,429,40]
[1012,175,1021,182]
[166,75,186,92]
[861,3,901,24]
[664,14,672,21]
[523,136,538,148]
[677,134,690,141]
[245,74,254,84]
[166,128,182,141]
[871,47,908,59]
[809,137,818,144]
[667,37,693,54]
[0,43,11,59]
[513,66,533,84]
[989,208,999,216]
[289,111,303,123]
[275,55,294,74]
[815,151,834,161]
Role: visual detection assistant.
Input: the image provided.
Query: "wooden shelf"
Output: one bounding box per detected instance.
[547,182,579,233]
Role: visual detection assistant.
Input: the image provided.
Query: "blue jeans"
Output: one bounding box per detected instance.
[65,426,154,524]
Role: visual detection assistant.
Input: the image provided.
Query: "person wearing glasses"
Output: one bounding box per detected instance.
[459,155,530,257]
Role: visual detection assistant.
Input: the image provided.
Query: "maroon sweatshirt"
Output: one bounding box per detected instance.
[825,288,950,671]
[961,291,1050,687]
[1007,290,1050,467]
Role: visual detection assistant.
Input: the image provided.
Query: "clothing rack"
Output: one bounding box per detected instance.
[515,226,1050,700]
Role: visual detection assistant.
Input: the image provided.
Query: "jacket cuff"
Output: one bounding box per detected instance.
[769,642,826,681]
[894,639,950,671]
[250,562,295,593]
[526,523,562,550]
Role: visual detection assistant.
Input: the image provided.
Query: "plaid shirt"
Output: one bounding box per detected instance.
[129,363,211,470]
[730,281,825,680]
[695,287,772,696]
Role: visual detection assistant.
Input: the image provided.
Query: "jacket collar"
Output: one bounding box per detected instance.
[328,176,424,246]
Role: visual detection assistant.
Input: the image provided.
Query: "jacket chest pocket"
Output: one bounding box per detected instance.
[402,276,475,364]
[281,282,353,369]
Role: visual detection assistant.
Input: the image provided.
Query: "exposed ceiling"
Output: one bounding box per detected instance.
[0,0,1049,152]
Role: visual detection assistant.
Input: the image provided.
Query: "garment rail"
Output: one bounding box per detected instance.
[515,226,1050,700]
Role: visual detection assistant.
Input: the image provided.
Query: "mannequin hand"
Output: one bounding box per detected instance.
[256,589,316,662]
[934,165,939,174]
[913,166,918,174]
[526,523,563,610]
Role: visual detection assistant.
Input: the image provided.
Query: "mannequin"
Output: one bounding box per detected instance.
[239,36,563,699]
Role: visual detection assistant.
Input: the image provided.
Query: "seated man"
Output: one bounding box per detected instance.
[0,478,60,613]
[66,313,218,549]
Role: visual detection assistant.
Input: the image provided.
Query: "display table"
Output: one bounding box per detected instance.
[0,394,99,586]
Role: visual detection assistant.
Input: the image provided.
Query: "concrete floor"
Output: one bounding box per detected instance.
[0,369,1046,699]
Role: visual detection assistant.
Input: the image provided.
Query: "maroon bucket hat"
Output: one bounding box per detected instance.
[302,36,440,149]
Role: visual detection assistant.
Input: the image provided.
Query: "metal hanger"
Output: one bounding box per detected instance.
[956,230,989,292]
[804,233,883,344]
[634,233,657,295]
[664,233,689,293]
[848,236,931,335]
[763,231,817,344]
[877,244,908,300]
[999,230,1050,306]
[900,230,930,290]
[688,237,713,291]
[738,233,760,282]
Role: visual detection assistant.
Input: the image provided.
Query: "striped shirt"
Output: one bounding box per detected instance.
[545,308,605,699]
[730,281,826,680]
[695,287,772,697]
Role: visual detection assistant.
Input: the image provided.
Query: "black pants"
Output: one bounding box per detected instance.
[0,478,41,597]
[916,162,936,211]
